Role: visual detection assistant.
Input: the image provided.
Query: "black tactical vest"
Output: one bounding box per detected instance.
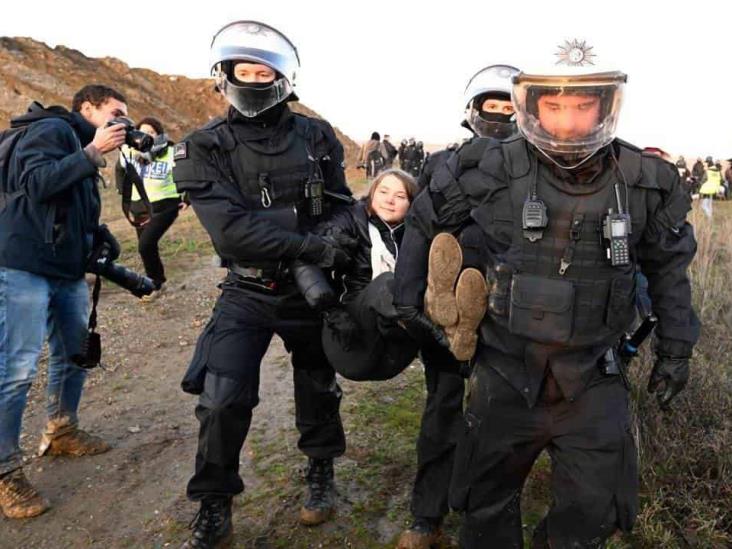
[211,114,328,233]
[447,137,658,350]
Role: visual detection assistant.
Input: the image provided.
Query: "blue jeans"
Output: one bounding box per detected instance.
[0,268,89,475]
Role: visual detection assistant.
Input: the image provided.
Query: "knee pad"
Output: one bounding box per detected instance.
[199,371,259,412]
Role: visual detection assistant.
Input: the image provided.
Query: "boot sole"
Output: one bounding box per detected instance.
[450,268,488,361]
[396,528,442,549]
[299,506,334,526]
[44,444,111,457]
[425,233,462,327]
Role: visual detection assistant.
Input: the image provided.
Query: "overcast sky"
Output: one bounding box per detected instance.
[2,0,731,159]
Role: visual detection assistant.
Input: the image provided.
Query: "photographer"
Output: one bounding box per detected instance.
[115,117,186,301]
[0,85,128,519]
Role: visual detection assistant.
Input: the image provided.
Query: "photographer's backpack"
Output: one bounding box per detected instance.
[0,126,29,211]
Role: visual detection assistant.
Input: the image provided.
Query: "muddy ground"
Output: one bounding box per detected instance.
[0,238,463,548]
[1,203,555,549]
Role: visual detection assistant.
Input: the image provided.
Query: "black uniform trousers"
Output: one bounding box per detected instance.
[186,280,346,500]
[409,342,465,520]
[450,356,638,548]
[132,197,181,288]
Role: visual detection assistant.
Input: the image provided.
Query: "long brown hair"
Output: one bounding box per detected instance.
[365,169,419,216]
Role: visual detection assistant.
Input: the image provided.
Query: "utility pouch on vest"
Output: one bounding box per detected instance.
[509,274,575,344]
[605,276,636,332]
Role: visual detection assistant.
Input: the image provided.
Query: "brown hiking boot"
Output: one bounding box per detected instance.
[424,233,462,328]
[299,458,335,526]
[396,517,442,548]
[38,421,110,458]
[449,268,488,361]
[0,469,50,519]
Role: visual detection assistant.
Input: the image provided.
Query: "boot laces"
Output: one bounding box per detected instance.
[189,499,227,532]
[306,459,332,501]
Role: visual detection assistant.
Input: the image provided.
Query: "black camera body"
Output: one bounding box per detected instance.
[87,240,156,298]
[106,117,154,152]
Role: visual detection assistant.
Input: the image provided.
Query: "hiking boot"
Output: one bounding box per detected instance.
[424,233,462,328]
[299,457,335,526]
[38,421,111,457]
[181,497,233,549]
[396,516,443,549]
[141,282,166,303]
[449,268,488,361]
[0,469,50,519]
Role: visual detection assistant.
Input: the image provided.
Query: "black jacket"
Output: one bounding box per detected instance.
[395,136,700,404]
[0,103,101,279]
[317,199,404,302]
[173,106,350,268]
[417,148,453,191]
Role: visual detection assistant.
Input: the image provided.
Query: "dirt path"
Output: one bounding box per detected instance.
[1,260,459,549]
[2,263,305,548]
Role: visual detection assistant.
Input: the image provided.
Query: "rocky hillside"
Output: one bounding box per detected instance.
[0,37,359,164]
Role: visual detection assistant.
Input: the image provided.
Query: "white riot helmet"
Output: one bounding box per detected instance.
[463,64,520,139]
[512,38,626,169]
[209,21,300,117]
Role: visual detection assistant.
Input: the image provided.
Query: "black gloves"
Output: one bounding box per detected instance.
[395,305,450,349]
[648,356,690,410]
[297,234,350,269]
[323,307,360,351]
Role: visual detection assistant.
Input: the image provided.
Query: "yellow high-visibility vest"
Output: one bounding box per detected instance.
[700,167,723,196]
[120,145,179,203]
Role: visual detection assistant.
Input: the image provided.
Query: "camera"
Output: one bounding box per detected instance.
[106,116,154,152]
[87,240,156,298]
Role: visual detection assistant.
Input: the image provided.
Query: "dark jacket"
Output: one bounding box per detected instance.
[0,104,101,279]
[417,148,453,191]
[395,136,699,404]
[317,199,404,302]
[173,106,350,268]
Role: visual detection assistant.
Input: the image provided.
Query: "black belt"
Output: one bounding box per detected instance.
[227,263,291,294]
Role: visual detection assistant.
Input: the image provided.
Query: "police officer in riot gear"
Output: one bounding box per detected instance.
[418,64,521,190]
[395,40,699,548]
[173,21,351,548]
[396,65,520,549]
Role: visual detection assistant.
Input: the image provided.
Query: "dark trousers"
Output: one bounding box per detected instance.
[133,198,180,288]
[409,343,465,519]
[185,284,346,500]
[450,362,638,549]
[322,273,418,381]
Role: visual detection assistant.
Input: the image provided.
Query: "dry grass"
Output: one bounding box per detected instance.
[626,201,732,548]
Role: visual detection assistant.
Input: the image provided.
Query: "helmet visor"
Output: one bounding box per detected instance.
[512,72,626,157]
[216,71,293,117]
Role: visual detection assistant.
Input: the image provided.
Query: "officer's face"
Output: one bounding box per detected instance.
[80,98,128,128]
[481,98,514,116]
[233,63,276,84]
[371,175,410,225]
[536,93,600,140]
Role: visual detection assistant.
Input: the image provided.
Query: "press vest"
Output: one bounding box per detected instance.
[120,145,180,203]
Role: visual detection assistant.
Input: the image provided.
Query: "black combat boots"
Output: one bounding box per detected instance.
[299,457,336,526]
[181,497,233,548]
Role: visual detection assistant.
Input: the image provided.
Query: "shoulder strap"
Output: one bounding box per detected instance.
[119,150,154,227]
